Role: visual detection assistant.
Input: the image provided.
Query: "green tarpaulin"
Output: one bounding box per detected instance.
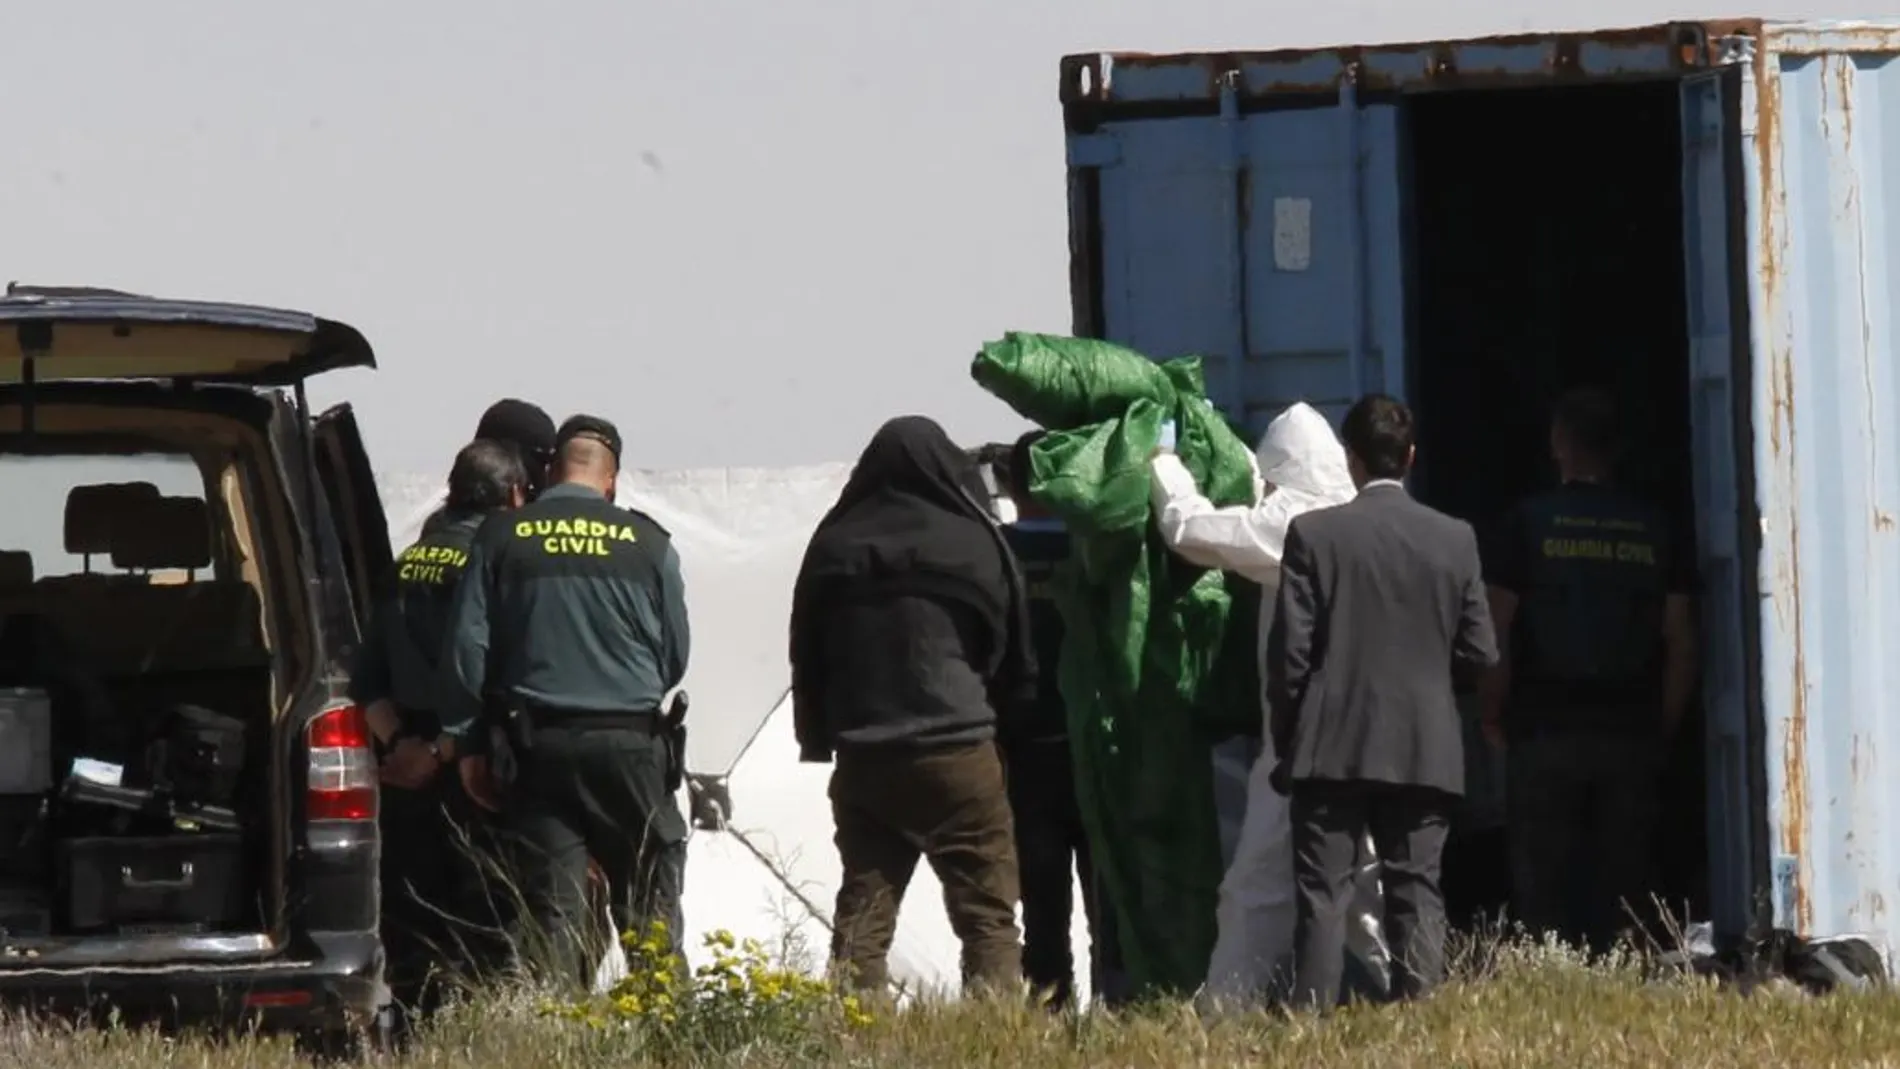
[971,332,1262,997]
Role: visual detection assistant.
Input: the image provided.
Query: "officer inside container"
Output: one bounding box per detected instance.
[1478,387,1700,956]
[440,415,691,985]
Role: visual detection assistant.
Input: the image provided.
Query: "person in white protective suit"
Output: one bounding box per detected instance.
[1148,402,1379,1005]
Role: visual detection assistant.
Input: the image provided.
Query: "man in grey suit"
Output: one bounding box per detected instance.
[1267,394,1499,1009]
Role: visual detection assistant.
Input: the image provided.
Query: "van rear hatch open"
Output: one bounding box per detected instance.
[0,285,374,386]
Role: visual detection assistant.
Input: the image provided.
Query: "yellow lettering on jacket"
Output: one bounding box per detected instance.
[1541,537,1656,565]
[540,536,614,557]
[398,562,454,584]
[395,542,467,585]
[514,517,639,544]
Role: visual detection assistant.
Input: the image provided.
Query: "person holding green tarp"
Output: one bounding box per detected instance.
[970,332,1265,998]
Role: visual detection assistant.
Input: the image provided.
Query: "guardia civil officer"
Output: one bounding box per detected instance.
[1478,388,1699,956]
[351,439,529,1028]
[440,415,691,985]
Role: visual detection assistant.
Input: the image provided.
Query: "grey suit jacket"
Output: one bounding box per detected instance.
[1267,483,1499,796]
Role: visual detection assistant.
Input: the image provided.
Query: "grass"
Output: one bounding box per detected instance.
[4,937,1900,1068]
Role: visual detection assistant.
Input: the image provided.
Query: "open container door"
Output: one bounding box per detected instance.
[310,403,393,641]
[1737,21,1900,951]
[1677,65,1761,943]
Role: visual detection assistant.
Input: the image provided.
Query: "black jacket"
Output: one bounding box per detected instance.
[790,416,1035,762]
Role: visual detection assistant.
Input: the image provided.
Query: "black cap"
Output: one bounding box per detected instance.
[556,414,623,464]
[475,399,556,463]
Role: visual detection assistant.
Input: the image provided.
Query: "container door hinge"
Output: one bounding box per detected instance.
[1066,134,1121,169]
[1713,35,1755,66]
[1218,70,1244,165]
[1218,68,1249,418]
[1771,854,1798,929]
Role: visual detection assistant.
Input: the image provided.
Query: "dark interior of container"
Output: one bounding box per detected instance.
[1404,79,1710,935]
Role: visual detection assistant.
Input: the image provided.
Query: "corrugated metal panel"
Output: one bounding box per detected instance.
[1086,84,1406,440]
[1749,23,1900,945]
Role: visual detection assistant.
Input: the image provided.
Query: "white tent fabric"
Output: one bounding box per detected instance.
[376,464,1092,999]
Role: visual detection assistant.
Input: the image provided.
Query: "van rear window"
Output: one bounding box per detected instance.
[0,454,211,583]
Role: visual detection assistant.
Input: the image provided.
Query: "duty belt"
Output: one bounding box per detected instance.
[522,704,663,733]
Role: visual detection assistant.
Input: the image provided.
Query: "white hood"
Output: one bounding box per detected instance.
[1249,402,1356,540]
[1256,402,1355,503]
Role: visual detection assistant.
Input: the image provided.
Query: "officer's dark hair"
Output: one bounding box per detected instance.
[1552,387,1621,464]
[446,439,529,512]
[1341,394,1415,481]
[1007,430,1045,503]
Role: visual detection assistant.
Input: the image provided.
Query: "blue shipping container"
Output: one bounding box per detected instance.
[1060,18,1900,952]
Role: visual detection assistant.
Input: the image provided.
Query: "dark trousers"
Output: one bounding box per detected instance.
[1442,824,1511,932]
[1290,780,1453,1009]
[829,741,1022,995]
[1089,870,1135,1008]
[1004,737,1097,1008]
[500,722,687,987]
[380,770,512,1014]
[1508,731,1661,955]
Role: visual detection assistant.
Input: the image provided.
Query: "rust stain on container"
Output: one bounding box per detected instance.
[1095,49,1245,98]
[1064,21,1731,99]
[1770,22,1900,54]
[1751,50,1813,934]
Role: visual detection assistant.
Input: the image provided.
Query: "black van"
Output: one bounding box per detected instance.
[0,285,396,1054]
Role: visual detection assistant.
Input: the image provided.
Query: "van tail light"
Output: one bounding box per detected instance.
[307,702,377,822]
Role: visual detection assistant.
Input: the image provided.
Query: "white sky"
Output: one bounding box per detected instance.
[2,0,1890,475]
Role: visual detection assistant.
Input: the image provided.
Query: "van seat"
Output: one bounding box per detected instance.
[91,496,266,673]
[36,482,164,638]
[63,481,160,561]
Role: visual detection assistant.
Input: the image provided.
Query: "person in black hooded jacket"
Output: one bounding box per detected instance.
[791,415,1035,997]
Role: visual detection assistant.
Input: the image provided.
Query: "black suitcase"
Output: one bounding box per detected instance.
[59,775,241,835]
[59,834,249,933]
[148,705,245,807]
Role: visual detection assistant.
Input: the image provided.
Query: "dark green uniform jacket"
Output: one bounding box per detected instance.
[349,507,486,737]
[1483,480,1697,736]
[440,482,690,739]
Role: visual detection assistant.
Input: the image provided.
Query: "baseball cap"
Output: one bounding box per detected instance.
[475,399,557,463]
[556,414,623,464]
